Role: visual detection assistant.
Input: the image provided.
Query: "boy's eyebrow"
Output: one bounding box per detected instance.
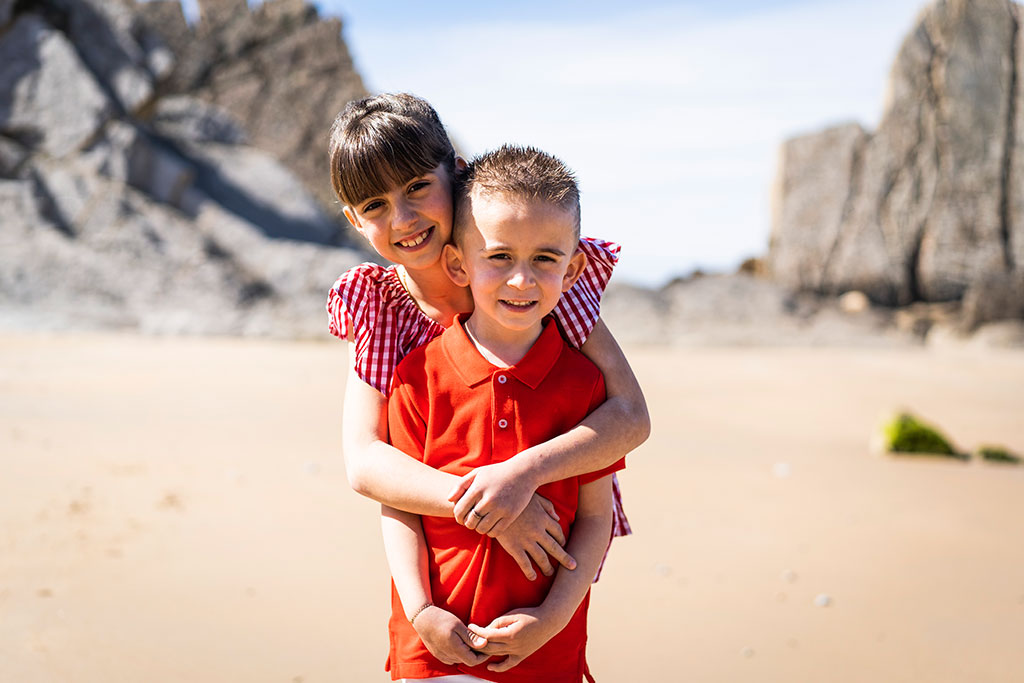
[480,242,567,256]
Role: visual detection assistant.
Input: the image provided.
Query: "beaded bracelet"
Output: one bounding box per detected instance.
[409,601,433,627]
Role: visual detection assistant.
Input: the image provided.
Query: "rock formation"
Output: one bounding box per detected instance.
[0,0,371,337]
[769,0,1024,327]
[136,0,368,211]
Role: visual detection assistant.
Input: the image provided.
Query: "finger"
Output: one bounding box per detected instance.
[465,626,488,650]
[447,472,474,503]
[545,518,566,547]
[467,620,515,643]
[462,506,481,531]
[540,534,577,571]
[488,654,524,673]
[455,629,489,666]
[512,550,538,581]
[528,542,555,577]
[453,488,482,526]
[476,512,500,536]
[488,515,512,536]
[536,494,559,521]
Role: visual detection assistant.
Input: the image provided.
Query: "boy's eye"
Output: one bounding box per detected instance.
[489,253,511,261]
[535,255,556,263]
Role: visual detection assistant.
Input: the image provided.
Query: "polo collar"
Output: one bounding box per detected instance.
[443,313,563,390]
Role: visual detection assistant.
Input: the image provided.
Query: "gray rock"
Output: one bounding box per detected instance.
[961,271,1024,330]
[0,135,28,177]
[48,0,158,114]
[185,141,341,244]
[0,0,13,28]
[770,0,1020,307]
[151,96,248,145]
[0,15,113,158]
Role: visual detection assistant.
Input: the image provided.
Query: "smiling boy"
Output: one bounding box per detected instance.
[382,145,625,682]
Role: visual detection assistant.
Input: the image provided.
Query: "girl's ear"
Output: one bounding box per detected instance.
[561,249,588,292]
[342,206,364,234]
[443,243,470,287]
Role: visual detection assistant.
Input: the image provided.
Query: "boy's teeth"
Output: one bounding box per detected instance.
[503,300,533,307]
[398,230,429,247]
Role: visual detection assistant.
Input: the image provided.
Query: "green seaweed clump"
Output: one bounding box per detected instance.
[881,413,966,460]
[977,445,1022,465]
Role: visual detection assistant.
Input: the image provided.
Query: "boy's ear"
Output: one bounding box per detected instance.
[455,156,468,171]
[561,249,588,292]
[443,243,470,287]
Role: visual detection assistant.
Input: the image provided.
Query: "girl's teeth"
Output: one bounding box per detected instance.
[398,230,429,247]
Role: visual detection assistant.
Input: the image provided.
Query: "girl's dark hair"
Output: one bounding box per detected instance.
[328,93,456,207]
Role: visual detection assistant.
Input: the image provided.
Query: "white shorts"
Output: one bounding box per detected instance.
[400,676,489,683]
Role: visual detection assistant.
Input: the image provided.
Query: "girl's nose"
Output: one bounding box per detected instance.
[393,199,417,229]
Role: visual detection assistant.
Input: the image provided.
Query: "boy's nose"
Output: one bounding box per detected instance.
[507,267,534,289]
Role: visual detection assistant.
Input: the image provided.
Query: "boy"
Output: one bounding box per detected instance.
[382,145,625,682]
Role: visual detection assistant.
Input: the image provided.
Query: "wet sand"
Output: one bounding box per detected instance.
[1,333,1022,682]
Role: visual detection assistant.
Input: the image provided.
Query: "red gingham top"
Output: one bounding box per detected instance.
[326,236,631,547]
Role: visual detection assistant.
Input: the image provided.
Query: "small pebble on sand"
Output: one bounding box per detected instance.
[772,462,792,478]
[782,569,798,583]
[304,461,321,476]
[654,563,672,578]
[814,593,832,607]
[741,647,755,658]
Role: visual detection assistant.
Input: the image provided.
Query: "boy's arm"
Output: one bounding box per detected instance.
[380,505,487,667]
[468,475,616,671]
[350,356,577,575]
[453,320,648,534]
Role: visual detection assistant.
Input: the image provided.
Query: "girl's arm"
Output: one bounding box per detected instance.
[344,353,577,574]
[380,505,487,667]
[452,319,650,533]
[467,475,615,671]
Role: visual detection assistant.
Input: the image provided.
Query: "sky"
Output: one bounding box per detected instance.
[209,0,930,286]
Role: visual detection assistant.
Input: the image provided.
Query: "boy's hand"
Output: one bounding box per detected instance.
[412,606,489,667]
[449,460,536,535]
[468,607,558,672]
[494,494,576,581]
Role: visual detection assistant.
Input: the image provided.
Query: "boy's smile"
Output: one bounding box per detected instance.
[445,190,586,363]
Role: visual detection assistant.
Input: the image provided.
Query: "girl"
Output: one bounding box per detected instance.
[326,93,649,666]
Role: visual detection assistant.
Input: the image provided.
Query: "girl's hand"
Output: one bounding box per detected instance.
[449,460,537,535]
[493,494,576,581]
[468,607,558,672]
[412,606,489,667]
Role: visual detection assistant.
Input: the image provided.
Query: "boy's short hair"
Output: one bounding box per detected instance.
[454,145,581,244]
[328,93,456,207]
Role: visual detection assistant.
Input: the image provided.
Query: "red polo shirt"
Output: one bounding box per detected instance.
[385,315,625,682]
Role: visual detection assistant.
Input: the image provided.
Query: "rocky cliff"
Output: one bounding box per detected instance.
[0,0,372,337]
[768,0,1024,329]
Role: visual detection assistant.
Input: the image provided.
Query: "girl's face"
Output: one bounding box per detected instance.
[343,163,456,271]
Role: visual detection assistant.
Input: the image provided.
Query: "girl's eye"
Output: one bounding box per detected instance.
[408,181,430,193]
[361,200,384,213]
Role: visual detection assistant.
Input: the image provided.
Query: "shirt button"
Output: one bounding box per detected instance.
[498,419,508,429]
[497,375,507,384]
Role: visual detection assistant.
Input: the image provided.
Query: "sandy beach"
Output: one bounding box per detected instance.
[2,332,1023,682]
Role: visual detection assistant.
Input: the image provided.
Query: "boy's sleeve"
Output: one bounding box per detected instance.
[386,371,428,461]
[578,370,626,484]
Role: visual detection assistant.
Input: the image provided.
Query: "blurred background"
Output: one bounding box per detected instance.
[2,0,1023,681]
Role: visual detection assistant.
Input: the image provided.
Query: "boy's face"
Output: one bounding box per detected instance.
[445,190,586,341]
[342,163,456,271]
